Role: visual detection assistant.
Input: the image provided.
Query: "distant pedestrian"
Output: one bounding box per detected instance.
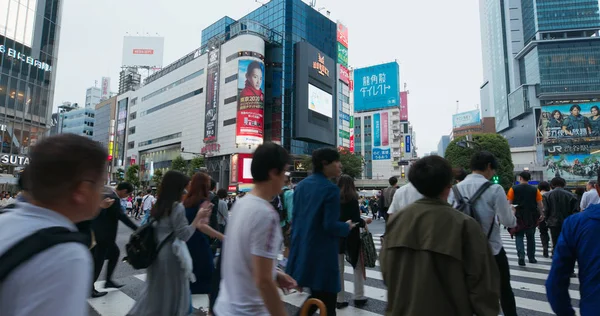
[543,177,578,255]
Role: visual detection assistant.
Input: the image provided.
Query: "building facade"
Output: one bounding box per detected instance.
[92,96,117,179]
[57,105,95,138]
[437,135,450,158]
[0,0,63,173]
[480,0,600,184]
[85,86,101,108]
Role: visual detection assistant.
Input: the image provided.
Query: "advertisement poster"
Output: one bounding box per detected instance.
[337,43,348,67]
[373,113,381,146]
[544,140,600,184]
[308,84,333,118]
[271,70,283,143]
[349,134,354,152]
[381,112,389,146]
[405,135,411,153]
[354,62,400,112]
[452,109,481,129]
[541,102,600,141]
[237,153,254,183]
[337,23,349,48]
[236,59,265,145]
[339,65,350,85]
[122,36,165,68]
[204,49,220,143]
[373,147,391,160]
[339,130,350,139]
[400,91,408,121]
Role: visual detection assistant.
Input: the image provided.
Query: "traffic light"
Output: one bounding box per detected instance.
[492,175,500,184]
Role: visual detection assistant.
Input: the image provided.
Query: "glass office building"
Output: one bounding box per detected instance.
[201,0,337,155]
[0,0,62,172]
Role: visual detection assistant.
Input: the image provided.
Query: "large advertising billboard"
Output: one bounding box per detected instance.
[353,62,400,112]
[541,102,600,141]
[373,112,391,160]
[204,49,220,143]
[309,84,333,118]
[236,59,265,145]
[122,36,165,68]
[452,109,481,129]
[337,23,348,48]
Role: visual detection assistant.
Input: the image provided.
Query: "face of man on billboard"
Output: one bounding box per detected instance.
[246,62,263,91]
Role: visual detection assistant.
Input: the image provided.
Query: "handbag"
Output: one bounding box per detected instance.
[360,226,377,268]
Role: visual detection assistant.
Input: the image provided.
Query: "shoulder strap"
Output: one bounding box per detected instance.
[451,185,463,205]
[469,182,492,205]
[0,227,87,282]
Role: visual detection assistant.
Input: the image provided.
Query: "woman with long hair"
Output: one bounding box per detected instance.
[182,173,224,298]
[127,171,211,316]
[336,174,372,309]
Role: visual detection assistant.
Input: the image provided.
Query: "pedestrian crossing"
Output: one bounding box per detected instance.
[88,230,579,316]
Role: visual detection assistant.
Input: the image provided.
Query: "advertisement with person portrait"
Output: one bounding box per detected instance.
[544,139,600,185]
[541,101,600,142]
[236,59,265,145]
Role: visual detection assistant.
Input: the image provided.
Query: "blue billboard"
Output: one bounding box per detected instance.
[373,147,391,160]
[353,62,400,112]
[452,109,481,129]
[405,135,411,153]
[373,113,381,146]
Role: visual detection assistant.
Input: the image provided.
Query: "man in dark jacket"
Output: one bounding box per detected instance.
[543,177,578,254]
[89,182,138,297]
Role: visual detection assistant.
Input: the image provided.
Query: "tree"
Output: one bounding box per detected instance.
[188,156,205,176]
[116,168,125,182]
[152,169,163,188]
[125,164,141,189]
[171,155,187,173]
[445,134,515,191]
[301,147,364,179]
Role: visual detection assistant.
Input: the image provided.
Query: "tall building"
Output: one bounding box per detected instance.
[53,102,95,138]
[438,135,450,158]
[479,0,600,185]
[85,86,101,108]
[0,0,63,173]
[118,68,142,94]
[92,96,118,180]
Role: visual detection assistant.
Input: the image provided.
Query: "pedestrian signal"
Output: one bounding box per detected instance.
[492,175,500,184]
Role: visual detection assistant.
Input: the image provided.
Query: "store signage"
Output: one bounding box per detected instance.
[313,53,330,77]
[228,185,237,192]
[337,43,348,67]
[230,154,239,183]
[201,143,221,155]
[405,135,411,153]
[0,45,52,72]
[339,65,350,85]
[294,161,307,171]
[0,154,29,166]
[133,49,154,55]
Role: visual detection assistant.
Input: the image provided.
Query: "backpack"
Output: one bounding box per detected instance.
[0,207,88,282]
[452,182,495,239]
[124,218,173,269]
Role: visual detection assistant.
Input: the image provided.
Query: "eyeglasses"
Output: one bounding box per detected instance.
[183,189,188,195]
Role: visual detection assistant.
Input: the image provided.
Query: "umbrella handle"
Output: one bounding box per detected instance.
[300,298,327,316]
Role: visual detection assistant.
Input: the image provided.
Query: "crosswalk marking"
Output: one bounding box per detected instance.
[89,231,581,316]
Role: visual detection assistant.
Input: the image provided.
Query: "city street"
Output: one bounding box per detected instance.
[87,216,579,316]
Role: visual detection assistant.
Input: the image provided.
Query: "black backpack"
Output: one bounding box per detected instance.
[452,182,495,238]
[124,218,173,269]
[0,206,87,282]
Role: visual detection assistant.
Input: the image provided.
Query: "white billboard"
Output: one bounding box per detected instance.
[122,36,165,68]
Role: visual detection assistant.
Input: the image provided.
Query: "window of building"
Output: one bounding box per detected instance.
[142,69,205,102]
[140,89,203,117]
[224,95,237,104]
[223,118,236,126]
[129,126,136,135]
[128,141,135,149]
[225,74,238,83]
[138,132,182,147]
[129,112,137,120]
[131,98,138,105]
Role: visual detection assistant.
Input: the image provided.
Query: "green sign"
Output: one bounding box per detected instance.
[337,43,348,67]
[339,129,350,139]
[349,116,354,129]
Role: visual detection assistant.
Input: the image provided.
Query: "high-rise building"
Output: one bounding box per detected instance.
[85,86,102,108]
[438,135,450,158]
[119,68,142,94]
[0,0,63,173]
[92,96,118,181]
[479,0,600,185]
[52,102,95,138]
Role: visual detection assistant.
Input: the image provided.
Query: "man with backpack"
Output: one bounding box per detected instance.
[0,134,108,316]
[449,151,517,316]
[380,177,398,220]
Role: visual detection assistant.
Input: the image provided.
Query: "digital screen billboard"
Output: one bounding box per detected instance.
[544,138,600,185]
[236,59,265,145]
[353,62,400,112]
[541,102,600,141]
[452,110,481,129]
[122,36,165,68]
[308,84,333,118]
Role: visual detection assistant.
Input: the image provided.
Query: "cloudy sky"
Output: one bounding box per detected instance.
[53,0,483,154]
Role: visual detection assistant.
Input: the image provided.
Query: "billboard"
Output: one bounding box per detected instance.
[204,49,220,143]
[237,153,254,184]
[452,109,481,129]
[339,65,350,85]
[122,36,165,68]
[353,62,400,112]
[101,77,110,100]
[337,23,348,48]
[308,84,333,118]
[373,147,391,160]
[400,91,408,121]
[541,102,600,141]
[337,43,348,67]
[544,140,600,185]
[405,135,411,153]
[236,59,265,145]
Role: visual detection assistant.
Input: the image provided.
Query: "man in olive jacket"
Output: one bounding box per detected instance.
[380,156,500,316]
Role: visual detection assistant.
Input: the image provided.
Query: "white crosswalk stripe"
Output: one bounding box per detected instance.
[89,231,580,316]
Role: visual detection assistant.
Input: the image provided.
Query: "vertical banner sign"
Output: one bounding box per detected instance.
[230,154,238,183]
[374,113,381,147]
[271,70,283,143]
[339,65,350,85]
[337,43,348,67]
[101,77,110,100]
[204,48,220,143]
[405,135,411,153]
[236,59,265,145]
[381,112,389,146]
[400,91,409,121]
[337,23,349,48]
[349,134,355,152]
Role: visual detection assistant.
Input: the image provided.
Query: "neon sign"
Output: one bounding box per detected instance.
[313,53,330,77]
[0,45,52,72]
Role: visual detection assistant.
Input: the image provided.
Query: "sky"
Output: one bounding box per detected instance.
[53,0,484,155]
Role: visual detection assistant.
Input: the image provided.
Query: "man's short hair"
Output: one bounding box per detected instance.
[311,148,340,173]
[519,171,531,182]
[589,180,597,187]
[210,179,217,191]
[408,156,454,198]
[470,151,498,172]
[551,177,566,188]
[27,134,107,204]
[17,167,29,191]
[146,188,152,194]
[251,142,290,182]
[453,168,468,182]
[117,182,134,194]
[388,176,398,186]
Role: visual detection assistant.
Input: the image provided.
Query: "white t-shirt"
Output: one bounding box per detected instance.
[387,182,424,214]
[142,194,155,211]
[214,194,282,316]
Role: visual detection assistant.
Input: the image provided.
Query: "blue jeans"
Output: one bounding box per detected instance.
[141,209,150,225]
[515,227,536,260]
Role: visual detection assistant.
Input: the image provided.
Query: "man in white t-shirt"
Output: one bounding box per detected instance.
[387,182,423,215]
[140,189,156,224]
[215,143,297,316]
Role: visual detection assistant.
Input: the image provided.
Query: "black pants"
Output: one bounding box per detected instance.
[495,248,517,316]
[539,221,550,252]
[550,225,563,253]
[296,290,337,316]
[92,241,120,286]
[209,253,222,314]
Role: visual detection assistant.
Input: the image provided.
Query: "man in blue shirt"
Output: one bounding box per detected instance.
[546,175,600,316]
